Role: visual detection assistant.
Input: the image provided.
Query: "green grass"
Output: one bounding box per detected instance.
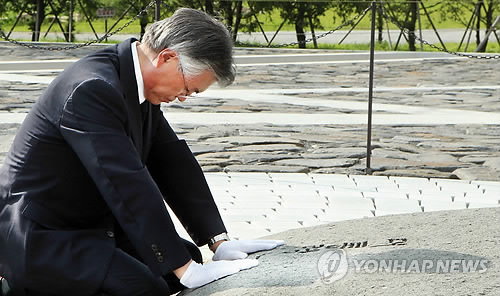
[1,0,494,54]
[1,18,143,34]
[242,1,477,32]
[237,40,500,53]
[1,1,481,35]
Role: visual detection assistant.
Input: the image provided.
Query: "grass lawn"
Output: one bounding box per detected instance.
[234,40,500,53]
[1,1,481,34]
[2,0,497,53]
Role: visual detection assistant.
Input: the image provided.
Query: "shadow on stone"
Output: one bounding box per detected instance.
[179,245,324,295]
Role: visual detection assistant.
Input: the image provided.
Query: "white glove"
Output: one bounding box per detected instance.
[213,240,285,261]
[180,259,258,289]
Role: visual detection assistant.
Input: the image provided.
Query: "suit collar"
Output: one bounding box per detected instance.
[117,38,139,104]
[117,38,147,161]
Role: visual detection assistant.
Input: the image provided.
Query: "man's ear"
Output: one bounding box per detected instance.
[155,48,178,67]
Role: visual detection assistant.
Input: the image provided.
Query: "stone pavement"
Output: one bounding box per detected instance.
[0,42,499,275]
[1,42,499,180]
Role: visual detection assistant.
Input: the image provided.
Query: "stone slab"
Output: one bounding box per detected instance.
[180,208,500,296]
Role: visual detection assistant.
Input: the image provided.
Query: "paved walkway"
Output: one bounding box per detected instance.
[0,42,499,260]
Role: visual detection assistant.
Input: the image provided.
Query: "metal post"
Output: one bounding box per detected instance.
[35,0,43,41]
[366,1,376,175]
[155,0,161,21]
[69,0,73,42]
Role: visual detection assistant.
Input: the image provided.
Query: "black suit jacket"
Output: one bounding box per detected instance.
[0,39,226,295]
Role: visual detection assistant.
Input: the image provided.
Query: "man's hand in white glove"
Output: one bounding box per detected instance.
[212,240,285,261]
[179,259,258,289]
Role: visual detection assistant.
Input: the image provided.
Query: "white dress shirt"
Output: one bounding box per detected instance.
[131,41,146,104]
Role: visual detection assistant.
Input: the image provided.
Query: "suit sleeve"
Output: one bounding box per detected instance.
[59,78,191,275]
[147,113,227,246]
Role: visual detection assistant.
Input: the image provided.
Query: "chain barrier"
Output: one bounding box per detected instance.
[378,6,500,60]
[0,0,156,51]
[235,6,372,48]
[0,0,498,58]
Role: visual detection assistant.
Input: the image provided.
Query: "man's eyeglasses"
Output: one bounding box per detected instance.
[178,60,195,99]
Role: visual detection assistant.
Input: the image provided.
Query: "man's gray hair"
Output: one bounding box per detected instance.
[142,8,235,87]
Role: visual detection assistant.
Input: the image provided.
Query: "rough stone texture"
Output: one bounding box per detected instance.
[452,167,500,181]
[1,43,499,181]
[180,208,500,296]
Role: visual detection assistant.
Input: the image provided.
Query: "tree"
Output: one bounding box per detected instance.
[0,0,46,41]
[278,0,331,48]
[440,0,500,52]
[105,0,156,39]
[166,0,242,41]
[0,0,102,42]
[330,0,423,50]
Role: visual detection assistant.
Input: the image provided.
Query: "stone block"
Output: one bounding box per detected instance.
[409,193,453,202]
[273,158,358,168]
[231,189,277,198]
[462,192,500,203]
[288,183,324,192]
[224,221,271,240]
[310,173,354,185]
[327,196,375,211]
[235,194,282,202]
[266,212,320,224]
[269,173,315,183]
[374,198,422,215]
[212,193,235,202]
[478,185,500,197]
[363,191,408,199]
[421,199,467,212]
[332,184,361,192]
[230,200,282,209]
[390,176,438,189]
[251,221,304,234]
[273,190,311,199]
[273,208,325,217]
[223,164,308,173]
[227,172,272,184]
[220,208,277,217]
[467,202,500,209]
[220,213,271,223]
[325,190,364,199]
[319,208,374,222]
[452,167,500,181]
[280,200,328,209]
[215,201,236,209]
[420,188,446,195]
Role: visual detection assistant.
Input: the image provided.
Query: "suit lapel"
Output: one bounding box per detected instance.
[116,39,146,162]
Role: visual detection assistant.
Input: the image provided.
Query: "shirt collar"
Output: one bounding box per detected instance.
[131,41,146,104]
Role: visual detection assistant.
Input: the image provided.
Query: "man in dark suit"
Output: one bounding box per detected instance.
[0,8,282,296]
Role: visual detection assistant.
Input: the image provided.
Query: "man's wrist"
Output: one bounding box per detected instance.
[208,232,230,252]
[209,239,227,253]
[173,259,193,280]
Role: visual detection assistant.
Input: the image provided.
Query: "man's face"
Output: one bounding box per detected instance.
[143,49,216,105]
